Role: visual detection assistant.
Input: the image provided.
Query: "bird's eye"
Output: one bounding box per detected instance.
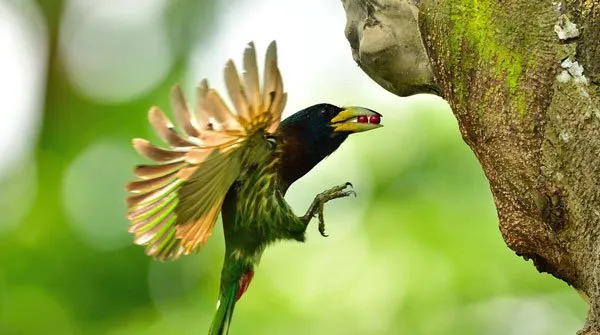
[264,134,277,149]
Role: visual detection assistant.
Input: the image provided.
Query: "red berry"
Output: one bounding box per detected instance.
[369,114,381,124]
[357,115,368,123]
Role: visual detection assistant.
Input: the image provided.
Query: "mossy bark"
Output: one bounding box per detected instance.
[342,0,600,333]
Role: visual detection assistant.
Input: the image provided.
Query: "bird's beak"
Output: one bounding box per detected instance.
[330,106,383,133]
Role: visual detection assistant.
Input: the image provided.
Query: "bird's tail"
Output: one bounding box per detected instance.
[208,283,238,335]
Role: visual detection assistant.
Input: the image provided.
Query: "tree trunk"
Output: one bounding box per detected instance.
[341,0,600,333]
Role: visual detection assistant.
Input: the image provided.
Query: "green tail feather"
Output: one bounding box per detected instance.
[208,284,238,335]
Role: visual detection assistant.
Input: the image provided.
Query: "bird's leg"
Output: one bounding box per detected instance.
[300,182,356,237]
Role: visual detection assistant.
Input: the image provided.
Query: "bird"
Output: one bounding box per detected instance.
[125,41,382,334]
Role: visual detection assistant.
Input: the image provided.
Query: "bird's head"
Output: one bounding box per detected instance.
[280,103,382,148]
[277,103,382,187]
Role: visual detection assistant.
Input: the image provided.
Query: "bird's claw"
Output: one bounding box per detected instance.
[303,182,357,237]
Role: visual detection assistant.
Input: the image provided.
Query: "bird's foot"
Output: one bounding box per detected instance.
[301,182,356,237]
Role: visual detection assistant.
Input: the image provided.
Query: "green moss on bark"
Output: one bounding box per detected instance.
[442,0,553,116]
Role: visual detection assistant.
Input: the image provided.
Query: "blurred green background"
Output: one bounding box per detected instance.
[0,0,587,334]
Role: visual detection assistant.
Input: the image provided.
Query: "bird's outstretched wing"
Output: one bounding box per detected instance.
[126,41,287,260]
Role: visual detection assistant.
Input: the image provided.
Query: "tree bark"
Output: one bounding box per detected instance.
[341,0,600,333]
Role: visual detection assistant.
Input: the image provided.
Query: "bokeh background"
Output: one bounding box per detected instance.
[0,0,587,334]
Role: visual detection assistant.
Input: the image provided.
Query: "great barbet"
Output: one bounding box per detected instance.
[125,41,383,334]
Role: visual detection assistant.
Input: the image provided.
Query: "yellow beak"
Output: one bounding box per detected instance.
[330,106,383,133]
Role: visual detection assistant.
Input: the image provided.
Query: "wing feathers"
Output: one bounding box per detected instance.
[132,139,187,163]
[128,192,178,222]
[171,85,200,137]
[134,213,175,246]
[133,201,177,238]
[148,227,178,259]
[133,161,186,179]
[126,179,182,208]
[224,60,250,122]
[262,41,279,111]
[148,107,197,148]
[177,203,221,251]
[127,41,286,261]
[243,42,260,119]
[205,89,243,131]
[126,171,178,194]
[195,80,212,129]
[268,70,286,132]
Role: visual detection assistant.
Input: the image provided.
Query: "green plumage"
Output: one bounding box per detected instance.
[212,142,304,334]
[208,276,238,335]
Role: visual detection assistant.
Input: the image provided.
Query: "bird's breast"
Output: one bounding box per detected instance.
[221,158,303,255]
